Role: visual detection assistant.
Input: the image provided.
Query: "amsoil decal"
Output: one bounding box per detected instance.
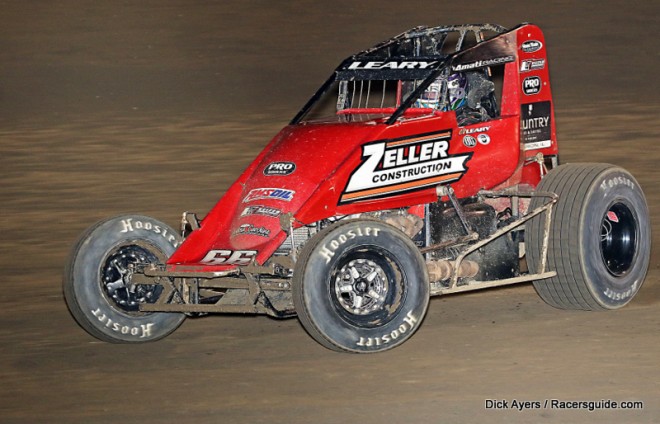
[521,40,543,53]
[243,188,294,203]
[347,61,437,70]
[340,130,471,203]
[523,76,542,95]
[263,162,296,176]
[521,101,552,150]
[240,205,281,218]
[520,58,546,72]
[452,55,515,72]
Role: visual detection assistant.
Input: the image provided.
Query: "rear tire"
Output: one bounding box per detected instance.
[63,215,186,342]
[293,220,429,353]
[527,163,650,310]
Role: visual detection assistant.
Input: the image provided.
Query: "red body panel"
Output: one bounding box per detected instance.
[167,24,558,270]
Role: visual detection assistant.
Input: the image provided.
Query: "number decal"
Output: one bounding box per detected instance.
[201,250,257,265]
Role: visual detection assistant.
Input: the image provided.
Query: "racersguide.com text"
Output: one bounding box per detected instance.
[485,399,644,412]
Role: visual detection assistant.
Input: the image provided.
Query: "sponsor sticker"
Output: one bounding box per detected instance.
[340,130,471,203]
[347,60,438,70]
[477,134,490,145]
[459,125,490,135]
[522,76,542,95]
[240,205,281,218]
[232,223,270,238]
[521,101,552,150]
[263,162,296,176]
[452,55,515,72]
[520,58,546,72]
[521,40,543,53]
[243,188,294,203]
[201,250,257,265]
[463,135,477,148]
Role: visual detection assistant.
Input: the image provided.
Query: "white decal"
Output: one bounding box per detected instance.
[523,140,552,150]
[521,40,543,53]
[119,218,179,247]
[240,205,281,218]
[523,76,542,95]
[452,55,515,72]
[201,249,257,265]
[356,311,418,347]
[521,116,549,130]
[91,308,154,338]
[264,162,296,176]
[341,131,471,203]
[348,61,437,70]
[232,224,270,238]
[477,134,491,145]
[520,58,546,72]
[319,226,381,264]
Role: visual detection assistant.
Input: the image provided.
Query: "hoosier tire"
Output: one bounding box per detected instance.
[293,220,429,353]
[527,163,650,310]
[63,215,186,342]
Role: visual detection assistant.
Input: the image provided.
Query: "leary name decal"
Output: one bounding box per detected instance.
[347,61,438,70]
[340,130,471,203]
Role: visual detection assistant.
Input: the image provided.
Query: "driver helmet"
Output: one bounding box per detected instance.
[415,79,442,109]
[447,72,467,110]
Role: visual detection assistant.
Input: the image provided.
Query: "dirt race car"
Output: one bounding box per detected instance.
[64,23,651,353]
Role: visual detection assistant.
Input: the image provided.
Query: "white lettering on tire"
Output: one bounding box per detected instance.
[356,310,418,347]
[119,218,179,248]
[319,226,381,264]
[599,176,635,191]
[91,307,154,338]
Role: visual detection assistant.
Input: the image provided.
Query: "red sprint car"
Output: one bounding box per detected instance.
[64,23,651,353]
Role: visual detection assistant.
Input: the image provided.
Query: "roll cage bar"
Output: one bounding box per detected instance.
[290,23,513,126]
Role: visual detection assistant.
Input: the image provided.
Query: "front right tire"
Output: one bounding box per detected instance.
[293,219,429,353]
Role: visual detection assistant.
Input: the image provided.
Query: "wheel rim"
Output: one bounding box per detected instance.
[330,249,404,327]
[600,202,637,277]
[100,243,163,313]
[334,257,389,315]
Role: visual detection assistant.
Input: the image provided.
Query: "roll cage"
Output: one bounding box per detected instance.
[291,23,514,125]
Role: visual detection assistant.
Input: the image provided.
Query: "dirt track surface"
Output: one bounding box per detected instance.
[1,2,659,423]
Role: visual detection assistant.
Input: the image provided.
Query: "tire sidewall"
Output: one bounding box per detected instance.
[580,169,650,309]
[297,220,429,352]
[67,215,185,342]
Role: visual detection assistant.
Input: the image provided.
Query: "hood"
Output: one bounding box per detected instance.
[168,122,383,266]
[230,123,382,250]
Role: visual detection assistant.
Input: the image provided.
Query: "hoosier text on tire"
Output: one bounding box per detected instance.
[63,215,186,343]
[527,163,650,310]
[293,219,430,353]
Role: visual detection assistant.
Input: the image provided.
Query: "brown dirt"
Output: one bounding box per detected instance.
[1,1,658,423]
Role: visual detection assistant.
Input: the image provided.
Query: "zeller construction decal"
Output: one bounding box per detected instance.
[340,130,471,203]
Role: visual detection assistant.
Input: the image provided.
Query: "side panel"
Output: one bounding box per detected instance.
[516,25,559,187]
